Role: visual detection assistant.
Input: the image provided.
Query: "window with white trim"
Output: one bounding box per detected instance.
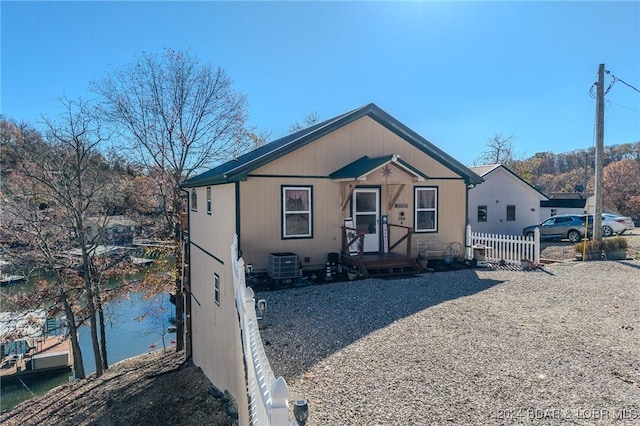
[282,186,312,238]
[414,187,437,232]
[191,189,197,212]
[214,273,220,306]
[206,187,212,215]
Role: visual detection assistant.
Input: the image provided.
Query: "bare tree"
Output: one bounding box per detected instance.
[289,111,321,133]
[473,133,516,166]
[91,48,251,232]
[1,100,134,378]
[91,48,252,351]
[246,127,272,150]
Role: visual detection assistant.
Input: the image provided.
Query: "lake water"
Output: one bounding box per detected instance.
[1,291,175,412]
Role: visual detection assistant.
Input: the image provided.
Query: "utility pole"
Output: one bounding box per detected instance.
[593,64,605,241]
[583,152,588,193]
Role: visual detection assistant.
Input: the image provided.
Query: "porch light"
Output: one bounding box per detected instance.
[293,399,309,425]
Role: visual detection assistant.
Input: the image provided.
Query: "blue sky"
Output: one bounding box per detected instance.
[2,1,639,166]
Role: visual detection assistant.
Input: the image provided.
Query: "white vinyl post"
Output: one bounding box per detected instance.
[269,377,290,425]
[465,224,472,260]
[534,227,541,265]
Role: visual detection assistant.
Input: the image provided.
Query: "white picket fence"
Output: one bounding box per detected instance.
[466,225,540,266]
[231,235,290,425]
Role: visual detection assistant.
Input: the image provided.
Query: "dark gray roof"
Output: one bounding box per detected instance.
[546,192,593,200]
[541,192,592,208]
[541,199,587,208]
[182,103,483,187]
[329,155,429,181]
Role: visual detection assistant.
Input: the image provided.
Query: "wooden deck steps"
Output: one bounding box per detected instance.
[340,252,422,278]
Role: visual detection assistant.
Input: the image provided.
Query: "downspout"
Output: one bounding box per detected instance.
[465,181,475,260]
[235,181,241,254]
[179,187,193,360]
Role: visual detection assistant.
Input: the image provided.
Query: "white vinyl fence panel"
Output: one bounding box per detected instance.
[232,235,289,425]
[466,225,540,266]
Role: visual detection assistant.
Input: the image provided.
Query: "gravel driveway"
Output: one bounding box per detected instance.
[259,260,640,425]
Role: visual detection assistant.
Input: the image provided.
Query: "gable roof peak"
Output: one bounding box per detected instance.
[182,103,483,187]
[468,164,502,177]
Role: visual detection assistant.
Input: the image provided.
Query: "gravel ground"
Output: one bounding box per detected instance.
[259,260,640,425]
[2,234,638,425]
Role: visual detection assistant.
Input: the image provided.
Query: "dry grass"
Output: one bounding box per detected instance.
[0,349,237,426]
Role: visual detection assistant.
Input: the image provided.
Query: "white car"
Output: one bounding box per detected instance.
[602,213,635,236]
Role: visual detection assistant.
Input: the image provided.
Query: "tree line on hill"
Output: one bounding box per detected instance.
[475,134,640,221]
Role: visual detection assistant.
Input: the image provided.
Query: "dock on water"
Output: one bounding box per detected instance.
[1,310,73,384]
[0,335,73,383]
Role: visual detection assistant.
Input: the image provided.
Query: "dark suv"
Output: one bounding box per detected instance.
[523,214,592,242]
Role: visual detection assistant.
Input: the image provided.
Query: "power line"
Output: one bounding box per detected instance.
[605,99,640,114]
[605,70,640,94]
[604,78,616,96]
[589,70,640,102]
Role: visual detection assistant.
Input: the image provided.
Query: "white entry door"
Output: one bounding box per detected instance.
[353,188,380,253]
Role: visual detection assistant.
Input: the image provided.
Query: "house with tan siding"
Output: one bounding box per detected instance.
[179,103,483,420]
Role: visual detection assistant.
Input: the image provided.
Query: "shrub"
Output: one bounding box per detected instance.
[574,237,628,254]
[602,237,628,251]
[574,239,603,253]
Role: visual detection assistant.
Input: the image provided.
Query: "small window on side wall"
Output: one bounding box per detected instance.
[477,205,487,222]
[550,209,557,217]
[282,186,312,238]
[191,189,197,212]
[506,205,516,221]
[214,273,220,306]
[206,187,212,215]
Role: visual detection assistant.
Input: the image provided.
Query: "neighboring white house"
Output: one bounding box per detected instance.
[468,164,548,235]
[539,192,595,219]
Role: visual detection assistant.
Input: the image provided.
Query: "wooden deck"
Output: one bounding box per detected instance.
[340,224,421,278]
[1,336,72,382]
[341,252,422,278]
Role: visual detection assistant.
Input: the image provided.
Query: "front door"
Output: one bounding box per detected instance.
[353,188,380,253]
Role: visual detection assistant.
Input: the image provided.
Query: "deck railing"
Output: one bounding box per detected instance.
[466,225,540,266]
[231,235,289,425]
[387,223,414,257]
[341,224,415,256]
